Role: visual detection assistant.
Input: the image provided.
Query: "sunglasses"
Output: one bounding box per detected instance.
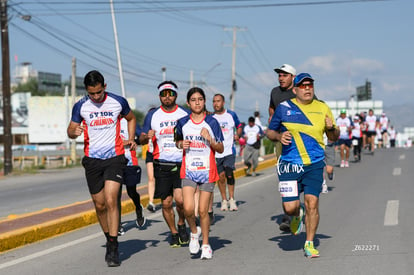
[297,83,314,89]
[159,90,177,97]
[88,89,104,96]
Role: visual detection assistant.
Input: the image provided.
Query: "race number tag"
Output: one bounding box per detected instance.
[278,180,298,198]
[352,139,359,146]
[186,156,210,171]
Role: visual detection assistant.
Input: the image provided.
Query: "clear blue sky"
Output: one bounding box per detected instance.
[4,0,412,123]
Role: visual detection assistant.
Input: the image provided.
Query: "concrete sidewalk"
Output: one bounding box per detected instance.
[0,155,276,253]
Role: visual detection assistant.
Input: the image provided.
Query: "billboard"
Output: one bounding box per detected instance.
[0,92,30,135]
[27,96,136,143]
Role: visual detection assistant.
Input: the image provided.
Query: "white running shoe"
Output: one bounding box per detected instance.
[200,244,213,260]
[345,161,349,168]
[189,226,201,254]
[322,180,328,194]
[340,160,345,168]
[229,198,238,211]
[220,200,228,211]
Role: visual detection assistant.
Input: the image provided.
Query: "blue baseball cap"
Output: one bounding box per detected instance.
[294,73,314,87]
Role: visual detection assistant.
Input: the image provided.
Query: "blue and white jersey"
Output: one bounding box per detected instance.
[175,114,224,183]
[213,109,241,158]
[71,92,131,159]
[142,105,189,163]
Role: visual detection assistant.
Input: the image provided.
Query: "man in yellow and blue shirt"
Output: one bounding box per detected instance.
[267,73,339,258]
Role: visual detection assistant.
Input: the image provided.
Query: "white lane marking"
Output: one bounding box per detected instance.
[0,172,276,269]
[399,154,405,160]
[392,167,401,176]
[384,200,399,226]
[0,232,101,270]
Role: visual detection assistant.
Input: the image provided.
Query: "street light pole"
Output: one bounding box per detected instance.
[1,0,13,175]
[109,0,126,97]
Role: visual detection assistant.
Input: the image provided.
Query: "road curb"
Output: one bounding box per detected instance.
[0,156,276,253]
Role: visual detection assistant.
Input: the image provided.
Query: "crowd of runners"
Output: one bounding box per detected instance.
[67,66,396,267]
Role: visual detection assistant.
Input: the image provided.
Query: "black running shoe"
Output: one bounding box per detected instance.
[170,233,181,247]
[279,215,291,232]
[136,205,146,228]
[117,225,125,236]
[106,243,120,267]
[208,211,214,225]
[105,243,110,262]
[327,172,334,181]
[147,202,156,213]
[177,224,189,245]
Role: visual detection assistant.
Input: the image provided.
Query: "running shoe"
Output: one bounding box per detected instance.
[170,233,181,248]
[136,205,146,228]
[290,204,305,235]
[220,200,228,211]
[304,241,320,258]
[106,242,120,267]
[340,160,345,168]
[245,166,251,176]
[178,224,189,245]
[229,198,238,211]
[322,180,328,194]
[147,202,156,213]
[118,225,125,236]
[189,226,201,254]
[279,215,291,232]
[252,172,257,177]
[200,244,213,260]
[345,161,349,168]
[208,211,214,225]
[327,172,334,181]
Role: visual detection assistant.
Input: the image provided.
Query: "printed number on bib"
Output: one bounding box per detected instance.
[186,156,210,171]
[278,180,298,198]
[352,139,359,146]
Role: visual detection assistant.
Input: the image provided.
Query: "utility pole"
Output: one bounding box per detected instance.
[70,58,77,164]
[224,26,245,111]
[1,0,12,175]
[109,0,126,97]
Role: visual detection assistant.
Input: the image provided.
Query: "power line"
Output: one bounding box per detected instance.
[13,0,390,16]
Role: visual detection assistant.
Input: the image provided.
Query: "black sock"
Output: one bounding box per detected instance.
[104,232,110,242]
[108,235,118,245]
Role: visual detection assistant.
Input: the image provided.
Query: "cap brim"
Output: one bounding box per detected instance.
[274,69,289,74]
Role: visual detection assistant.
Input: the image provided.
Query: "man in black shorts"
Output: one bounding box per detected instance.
[140,81,190,247]
[67,70,136,267]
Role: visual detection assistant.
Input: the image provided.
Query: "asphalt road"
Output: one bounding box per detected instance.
[0,148,413,274]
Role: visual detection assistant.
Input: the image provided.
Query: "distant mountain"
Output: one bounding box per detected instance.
[384,103,414,132]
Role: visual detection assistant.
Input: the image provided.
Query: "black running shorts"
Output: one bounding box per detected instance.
[82,155,127,195]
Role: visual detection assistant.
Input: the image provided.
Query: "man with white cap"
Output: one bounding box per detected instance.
[269,64,297,120]
[268,64,297,232]
[140,81,190,248]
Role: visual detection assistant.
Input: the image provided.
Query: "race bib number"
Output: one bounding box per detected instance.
[186,156,210,171]
[278,180,298,198]
[339,125,347,135]
[352,139,359,146]
[160,136,176,153]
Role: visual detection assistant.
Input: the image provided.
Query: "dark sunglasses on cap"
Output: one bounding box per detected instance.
[159,90,177,97]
